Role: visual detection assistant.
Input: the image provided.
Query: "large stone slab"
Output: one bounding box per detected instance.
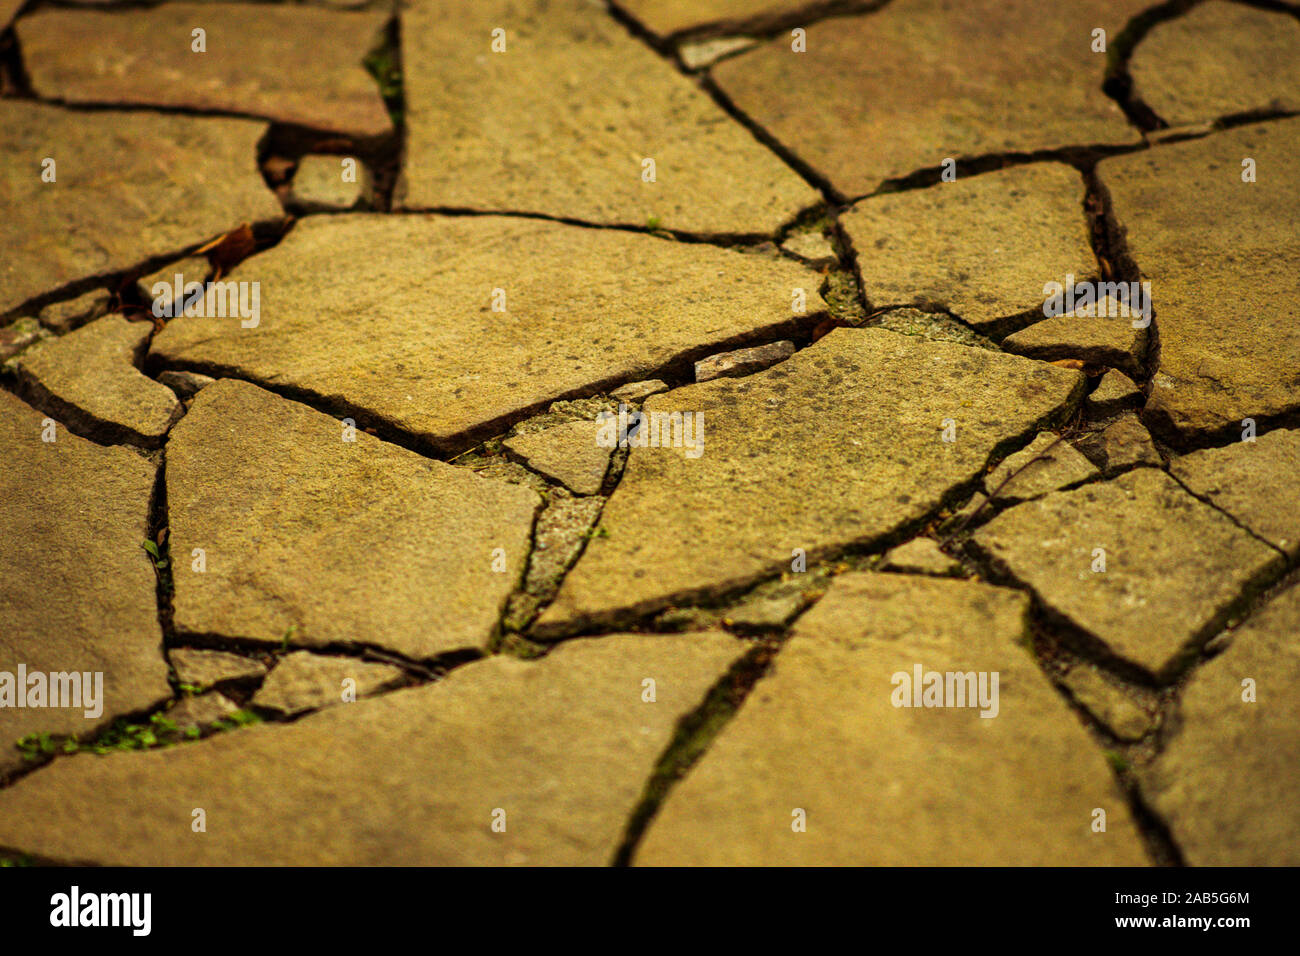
[1098,118,1300,441]
[711,0,1145,198]
[0,633,743,864]
[0,391,171,775]
[150,215,824,453]
[842,163,1097,333]
[18,5,391,137]
[1169,428,1300,557]
[398,0,817,232]
[1142,582,1300,865]
[166,379,541,659]
[0,100,281,318]
[503,419,611,496]
[636,574,1147,865]
[1130,1,1300,127]
[10,315,183,446]
[972,469,1284,678]
[537,327,1084,634]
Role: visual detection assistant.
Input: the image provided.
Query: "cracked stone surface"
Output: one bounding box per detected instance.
[1169,428,1300,557]
[251,652,403,715]
[711,0,1145,197]
[18,6,392,137]
[1098,118,1300,441]
[166,379,540,658]
[1142,581,1300,865]
[636,573,1147,865]
[972,469,1283,679]
[0,633,742,864]
[150,215,824,453]
[0,100,281,318]
[398,0,818,231]
[1002,300,1147,377]
[843,164,1097,333]
[983,431,1099,505]
[10,315,183,447]
[170,649,267,690]
[503,419,611,496]
[1129,1,1300,127]
[4,0,1294,868]
[0,391,171,775]
[537,327,1083,635]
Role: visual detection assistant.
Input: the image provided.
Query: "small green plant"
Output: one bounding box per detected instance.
[280,623,300,651]
[646,215,661,230]
[140,538,168,570]
[1104,750,1130,774]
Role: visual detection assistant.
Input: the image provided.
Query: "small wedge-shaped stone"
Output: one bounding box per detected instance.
[972,469,1283,679]
[984,431,1098,504]
[1078,413,1161,475]
[504,419,611,496]
[843,164,1097,333]
[170,648,266,690]
[398,0,817,232]
[1170,428,1300,557]
[150,215,824,453]
[0,101,281,318]
[1143,582,1300,864]
[636,574,1147,865]
[694,340,794,382]
[18,6,391,137]
[0,633,742,864]
[1130,1,1300,127]
[537,327,1083,635]
[0,392,171,775]
[1003,299,1147,376]
[12,316,182,446]
[252,651,402,715]
[880,537,963,576]
[711,0,1144,198]
[620,0,837,38]
[166,380,540,659]
[1098,119,1300,440]
[1086,370,1142,418]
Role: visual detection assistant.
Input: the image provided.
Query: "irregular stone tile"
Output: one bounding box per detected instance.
[984,431,1098,505]
[290,155,366,210]
[170,648,266,690]
[1097,118,1300,440]
[711,0,1145,198]
[1143,581,1300,864]
[398,0,817,232]
[620,0,842,38]
[874,307,998,350]
[721,579,816,631]
[37,288,110,334]
[166,379,540,659]
[843,164,1097,333]
[536,327,1084,635]
[137,257,211,315]
[1085,369,1142,417]
[157,369,216,400]
[164,693,239,734]
[18,6,391,137]
[972,469,1283,678]
[0,391,171,775]
[150,215,824,453]
[0,317,49,362]
[610,379,669,402]
[1130,1,1300,127]
[1061,664,1151,741]
[502,495,604,632]
[11,315,183,446]
[780,230,836,267]
[1169,428,1300,557]
[0,101,281,318]
[1078,413,1161,475]
[503,419,611,495]
[1003,300,1147,376]
[251,652,402,715]
[0,633,742,864]
[637,574,1147,865]
[694,340,795,382]
[881,538,963,576]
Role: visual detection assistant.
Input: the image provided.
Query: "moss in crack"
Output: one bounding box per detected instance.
[363,21,404,128]
[15,707,262,761]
